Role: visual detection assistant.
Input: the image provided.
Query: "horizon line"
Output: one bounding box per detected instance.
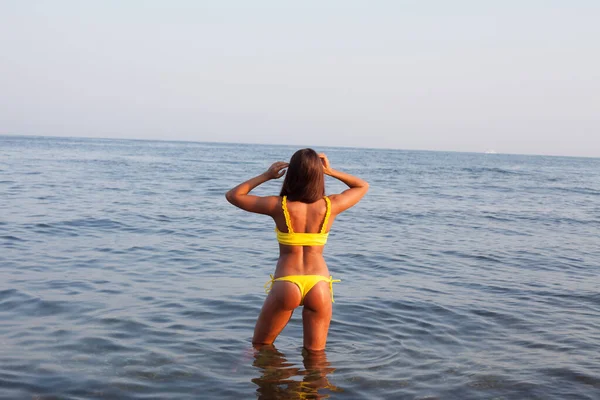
[1,132,598,160]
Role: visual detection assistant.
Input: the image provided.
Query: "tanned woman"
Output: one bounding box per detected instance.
[226,148,368,351]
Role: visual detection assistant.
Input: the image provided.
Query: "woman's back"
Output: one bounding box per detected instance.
[274,197,332,235]
[274,196,333,276]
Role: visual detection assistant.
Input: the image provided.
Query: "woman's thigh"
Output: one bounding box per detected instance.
[253,282,301,344]
[302,281,333,351]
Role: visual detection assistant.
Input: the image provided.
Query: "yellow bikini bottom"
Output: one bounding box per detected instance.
[264,274,341,304]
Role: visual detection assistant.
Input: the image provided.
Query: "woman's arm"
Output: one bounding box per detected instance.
[225,161,288,215]
[320,153,369,214]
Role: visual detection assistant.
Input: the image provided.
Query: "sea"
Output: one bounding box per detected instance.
[1,135,599,400]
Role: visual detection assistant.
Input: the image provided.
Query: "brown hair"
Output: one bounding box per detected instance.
[280,148,325,203]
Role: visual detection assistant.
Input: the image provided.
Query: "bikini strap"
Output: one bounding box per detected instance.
[264,274,275,294]
[281,196,294,234]
[329,276,341,303]
[320,196,331,234]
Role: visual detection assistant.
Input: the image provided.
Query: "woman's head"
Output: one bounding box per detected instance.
[280,148,325,202]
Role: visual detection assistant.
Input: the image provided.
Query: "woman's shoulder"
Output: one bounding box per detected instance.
[325,192,364,215]
[325,193,340,202]
[232,195,282,216]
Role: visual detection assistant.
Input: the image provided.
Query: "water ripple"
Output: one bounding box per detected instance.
[1,136,599,399]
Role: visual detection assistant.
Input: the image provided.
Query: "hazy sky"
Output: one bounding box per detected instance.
[1,1,599,156]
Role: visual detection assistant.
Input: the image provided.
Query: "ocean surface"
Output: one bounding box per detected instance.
[1,135,599,400]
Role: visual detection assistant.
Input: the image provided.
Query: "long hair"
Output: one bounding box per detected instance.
[280,148,325,203]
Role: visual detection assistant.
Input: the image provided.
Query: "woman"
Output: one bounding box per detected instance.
[225,148,368,351]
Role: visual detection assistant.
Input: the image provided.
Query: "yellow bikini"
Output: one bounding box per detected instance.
[275,196,331,246]
[267,196,340,304]
[265,274,340,304]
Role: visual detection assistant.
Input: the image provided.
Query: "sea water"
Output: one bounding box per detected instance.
[1,135,599,399]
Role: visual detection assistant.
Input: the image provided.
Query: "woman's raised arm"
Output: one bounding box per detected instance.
[319,153,369,214]
[225,161,288,215]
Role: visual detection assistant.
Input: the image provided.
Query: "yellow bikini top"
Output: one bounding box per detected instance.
[275,195,331,246]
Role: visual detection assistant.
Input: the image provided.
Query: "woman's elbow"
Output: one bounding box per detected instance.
[225,191,245,208]
[225,190,235,204]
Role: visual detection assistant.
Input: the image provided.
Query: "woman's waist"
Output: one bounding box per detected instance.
[274,256,329,277]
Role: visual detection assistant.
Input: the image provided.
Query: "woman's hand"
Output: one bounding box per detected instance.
[265,161,289,179]
[319,153,333,176]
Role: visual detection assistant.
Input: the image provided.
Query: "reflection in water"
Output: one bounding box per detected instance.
[252,345,342,399]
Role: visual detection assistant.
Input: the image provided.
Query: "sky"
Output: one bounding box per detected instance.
[1,1,599,157]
